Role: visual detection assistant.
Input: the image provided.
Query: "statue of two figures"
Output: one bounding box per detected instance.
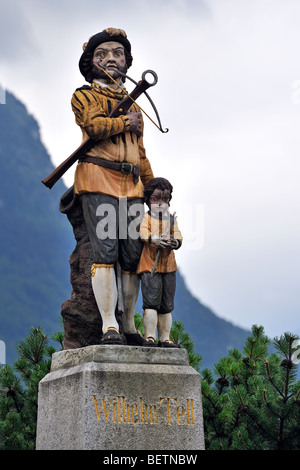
[59,28,183,350]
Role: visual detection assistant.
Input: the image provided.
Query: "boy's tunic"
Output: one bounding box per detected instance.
[137,212,183,274]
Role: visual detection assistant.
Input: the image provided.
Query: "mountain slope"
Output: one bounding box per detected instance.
[0,90,249,369]
[0,91,74,364]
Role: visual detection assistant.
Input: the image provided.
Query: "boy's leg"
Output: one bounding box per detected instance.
[157,312,173,342]
[158,272,180,348]
[143,309,158,345]
[140,272,163,346]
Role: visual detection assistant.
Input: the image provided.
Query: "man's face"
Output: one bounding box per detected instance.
[149,189,170,216]
[92,41,127,80]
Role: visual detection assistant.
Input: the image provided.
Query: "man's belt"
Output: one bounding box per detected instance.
[79,156,140,184]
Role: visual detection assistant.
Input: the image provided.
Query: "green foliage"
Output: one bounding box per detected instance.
[0,327,62,450]
[201,325,300,450]
[134,311,144,334]
[170,320,202,372]
[2,320,300,450]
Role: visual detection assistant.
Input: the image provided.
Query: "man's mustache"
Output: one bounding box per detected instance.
[92,63,127,81]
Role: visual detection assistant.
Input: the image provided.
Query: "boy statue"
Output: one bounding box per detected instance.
[136,177,183,347]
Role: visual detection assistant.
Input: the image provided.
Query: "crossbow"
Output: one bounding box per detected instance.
[42,66,168,189]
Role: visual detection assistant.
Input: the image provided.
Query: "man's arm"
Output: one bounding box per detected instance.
[137,136,154,184]
[71,88,142,140]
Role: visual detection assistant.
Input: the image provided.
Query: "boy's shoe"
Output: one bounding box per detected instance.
[145,336,157,347]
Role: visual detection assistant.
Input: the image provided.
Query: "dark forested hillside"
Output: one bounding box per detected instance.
[0,90,249,368]
[0,91,74,364]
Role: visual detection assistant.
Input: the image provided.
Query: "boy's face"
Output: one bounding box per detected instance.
[149,188,170,216]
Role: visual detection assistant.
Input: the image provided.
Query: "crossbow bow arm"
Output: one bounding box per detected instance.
[109,68,169,134]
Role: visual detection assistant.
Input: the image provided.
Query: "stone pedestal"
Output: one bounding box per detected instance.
[36,345,205,450]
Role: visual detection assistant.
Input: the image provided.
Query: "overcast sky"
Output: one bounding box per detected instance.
[1,0,300,339]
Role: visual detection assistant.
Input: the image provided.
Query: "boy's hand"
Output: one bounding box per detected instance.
[151,237,170,249]
[167,238,180,249]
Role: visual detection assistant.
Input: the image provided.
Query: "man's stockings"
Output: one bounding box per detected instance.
[122,272,140,334]
[91,266,118,333]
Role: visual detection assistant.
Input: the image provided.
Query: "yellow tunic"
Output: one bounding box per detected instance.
[137,212,183,274]
[71,82,154,198]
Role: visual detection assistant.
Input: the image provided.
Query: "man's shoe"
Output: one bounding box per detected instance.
[158,340,180,348]
[125,331,148,346]
[100,327,125,345]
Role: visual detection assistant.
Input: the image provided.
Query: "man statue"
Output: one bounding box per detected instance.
[69,27,154,346]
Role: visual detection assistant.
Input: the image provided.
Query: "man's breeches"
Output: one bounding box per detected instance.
[81,193,144,272]
[140,271,176,314]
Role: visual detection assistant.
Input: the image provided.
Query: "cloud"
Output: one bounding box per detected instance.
[0,0,38,62]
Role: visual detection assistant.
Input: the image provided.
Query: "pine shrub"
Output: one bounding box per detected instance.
[201,325,300,450]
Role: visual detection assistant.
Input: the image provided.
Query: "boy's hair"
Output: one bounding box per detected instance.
[143,177,173,205]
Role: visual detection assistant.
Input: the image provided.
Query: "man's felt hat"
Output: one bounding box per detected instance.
[79,28,131,77]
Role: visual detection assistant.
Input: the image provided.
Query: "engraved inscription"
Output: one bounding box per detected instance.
[92,395,196,426]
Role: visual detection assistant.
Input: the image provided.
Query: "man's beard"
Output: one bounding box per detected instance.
[91,64,128,83]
